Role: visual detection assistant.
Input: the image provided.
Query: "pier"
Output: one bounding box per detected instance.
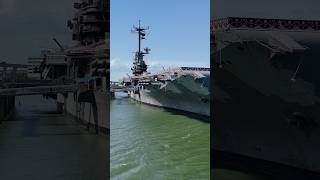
[0,61,88,96]
[110,81,136,93]
[0,83,86,96]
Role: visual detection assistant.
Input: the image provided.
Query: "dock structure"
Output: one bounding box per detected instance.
[110,81,136,93]
[0,62,87,96]
[211,17,320,32]
[110,86,136,93]
[0,84,86,96]
[0,62,28,82]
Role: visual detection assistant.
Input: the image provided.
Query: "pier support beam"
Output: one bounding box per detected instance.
[0,95,15,123]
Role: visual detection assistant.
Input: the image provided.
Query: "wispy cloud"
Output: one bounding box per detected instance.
[110,58,131,71]
[110,58,131,81]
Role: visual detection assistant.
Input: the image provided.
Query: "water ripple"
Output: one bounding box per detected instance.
[111,94,210,179]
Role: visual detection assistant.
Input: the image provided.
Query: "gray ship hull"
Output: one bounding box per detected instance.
[57,90,109,131]
[129,71,210,117]
[212,27,320,173]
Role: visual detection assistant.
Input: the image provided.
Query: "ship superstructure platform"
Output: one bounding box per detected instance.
[132,67,209,86]
[116,21,210,117]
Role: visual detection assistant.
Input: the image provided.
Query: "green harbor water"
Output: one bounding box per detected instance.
[110,93,210,179]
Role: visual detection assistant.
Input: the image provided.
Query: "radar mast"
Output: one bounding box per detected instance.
[131,20,151,76]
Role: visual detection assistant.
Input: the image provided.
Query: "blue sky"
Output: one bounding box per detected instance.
[111,0,210,81]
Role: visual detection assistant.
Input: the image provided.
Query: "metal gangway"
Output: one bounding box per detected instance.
[110,81,136,93]
[110,86,136,93]
[0,83,86,96]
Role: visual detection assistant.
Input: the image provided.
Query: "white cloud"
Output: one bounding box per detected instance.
[110,58,131,71]
[110,58,131,81]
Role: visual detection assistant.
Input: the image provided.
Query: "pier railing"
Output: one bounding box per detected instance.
[0,84,86,96]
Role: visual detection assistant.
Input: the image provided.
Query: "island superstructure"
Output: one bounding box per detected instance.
[29,0,109,132]
[212,17,320,175]
[121,22,210,117]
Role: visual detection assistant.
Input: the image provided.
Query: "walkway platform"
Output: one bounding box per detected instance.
[0,84,86,96]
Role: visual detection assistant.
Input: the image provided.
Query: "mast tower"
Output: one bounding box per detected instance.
[131,21,151,76]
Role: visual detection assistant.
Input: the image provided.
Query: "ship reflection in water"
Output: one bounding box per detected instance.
[110,92,209,179]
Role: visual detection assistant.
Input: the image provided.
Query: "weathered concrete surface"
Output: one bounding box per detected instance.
[0,95,108,180]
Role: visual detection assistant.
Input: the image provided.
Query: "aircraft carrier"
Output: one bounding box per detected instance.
[121,22,210,117]
[211,17,320,176]
[30,0,109,132]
